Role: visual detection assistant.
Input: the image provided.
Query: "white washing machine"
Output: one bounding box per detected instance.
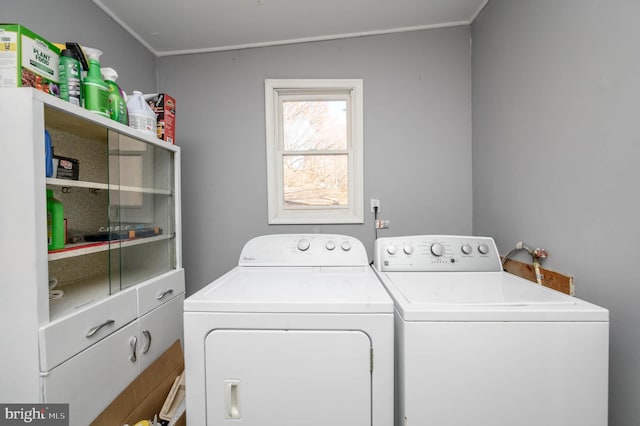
[373,235,609,426]
[184,234,394,426]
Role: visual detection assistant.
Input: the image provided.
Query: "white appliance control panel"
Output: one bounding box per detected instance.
[239,234,369,267]
[374,235,502,272]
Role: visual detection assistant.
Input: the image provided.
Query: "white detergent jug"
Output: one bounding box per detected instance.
[127,91,156,136]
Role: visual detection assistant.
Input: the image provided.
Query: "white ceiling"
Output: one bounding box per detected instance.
[92,0,489,57]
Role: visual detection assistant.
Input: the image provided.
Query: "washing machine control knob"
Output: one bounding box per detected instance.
[478,243,490,255]
[341,240,352,251]
[404,245,414,255]
[325,240,336,251]
[297,238,310,251]
[386,245,397,255]
[431,243,445,257]
[461,244,473,255]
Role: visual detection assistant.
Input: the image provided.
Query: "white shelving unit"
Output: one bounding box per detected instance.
[0,88,184,426]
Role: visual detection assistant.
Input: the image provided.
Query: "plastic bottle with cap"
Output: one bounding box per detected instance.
[58,47,83,106]
[82,47,109,117]
[45,130,53,178]
[127,91,157,136]
[101,67,128,125]
[47,189,65,251]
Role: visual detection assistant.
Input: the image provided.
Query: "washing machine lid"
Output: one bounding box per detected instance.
[376,271,609,321]
[184,266,393,314]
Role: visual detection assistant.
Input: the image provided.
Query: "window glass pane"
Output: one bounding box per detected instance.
[283,154,348,207]
[283,100,347,151]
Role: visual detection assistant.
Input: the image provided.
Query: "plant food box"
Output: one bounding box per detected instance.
[145,93,176,144]
[0,24,60,97]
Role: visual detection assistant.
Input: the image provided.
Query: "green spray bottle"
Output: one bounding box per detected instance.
[101,67,128,125]
[82,47,109,117]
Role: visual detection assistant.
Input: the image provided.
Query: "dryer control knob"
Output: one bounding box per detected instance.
[386,245,397,255]
[404,245,414,255]
[325,241,336,251]
[478,243,490,255]
[297,238,311,251]
[431,243,445,257]
[341,240,352,251]
[461,244,473,255]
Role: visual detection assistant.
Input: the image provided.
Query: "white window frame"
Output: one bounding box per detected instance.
[265,79,364,224]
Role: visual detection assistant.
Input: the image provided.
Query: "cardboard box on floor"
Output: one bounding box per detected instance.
[91,340,186,426]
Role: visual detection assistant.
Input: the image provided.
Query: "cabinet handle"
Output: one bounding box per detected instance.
[157,289,174,300]
[129,336,138,363]
[86,319,115,338]
[142,329,152,354]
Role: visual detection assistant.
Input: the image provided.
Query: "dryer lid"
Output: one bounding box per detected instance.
[184,266,394,313]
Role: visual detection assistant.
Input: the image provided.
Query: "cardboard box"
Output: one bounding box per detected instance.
[145,93,176,144]
[52,154,79,180]
[91,340,186,426]
[0,24,60,96]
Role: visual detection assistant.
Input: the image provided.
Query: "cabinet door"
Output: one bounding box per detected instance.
[42,321,139,426]
[109,133,177,292]
[205,329,371,426]
[138,294,184,371]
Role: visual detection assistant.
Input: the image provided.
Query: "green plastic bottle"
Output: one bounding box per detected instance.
[101,67,129,125]
[82,47,109,117]
[47,189,65,250]
[58,48,83,106]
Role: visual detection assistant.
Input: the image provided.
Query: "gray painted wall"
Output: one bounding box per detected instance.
[2,0,156,94]
[157,28,473,294]
[11,1,626,421]
[472,1,640,424]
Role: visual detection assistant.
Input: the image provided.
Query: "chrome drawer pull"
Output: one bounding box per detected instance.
[142,329,152,354]
[86,319,115,338]
[157,289,174,300]
[129,336,138,363]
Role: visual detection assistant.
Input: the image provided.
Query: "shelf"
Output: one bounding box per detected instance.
[3,89,183,423]
[48,268,173,322]
[49,275,111,322]
[48,234,172,261]
[39,90,179,152]
[46,178,172,195]
[47,178,109,191]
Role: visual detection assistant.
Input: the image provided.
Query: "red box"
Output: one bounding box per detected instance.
[145,93,175,144]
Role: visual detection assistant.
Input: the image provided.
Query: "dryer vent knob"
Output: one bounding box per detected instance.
[341,240,352,251]
[325,241,336,251]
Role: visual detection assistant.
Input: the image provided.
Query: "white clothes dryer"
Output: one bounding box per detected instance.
[184,234,394,426]
[373,235,609,426]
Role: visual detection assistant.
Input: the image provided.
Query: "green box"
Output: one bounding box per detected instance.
[0,24,60,97]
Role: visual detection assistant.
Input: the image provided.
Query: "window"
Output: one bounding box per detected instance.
[265,79,364,224]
